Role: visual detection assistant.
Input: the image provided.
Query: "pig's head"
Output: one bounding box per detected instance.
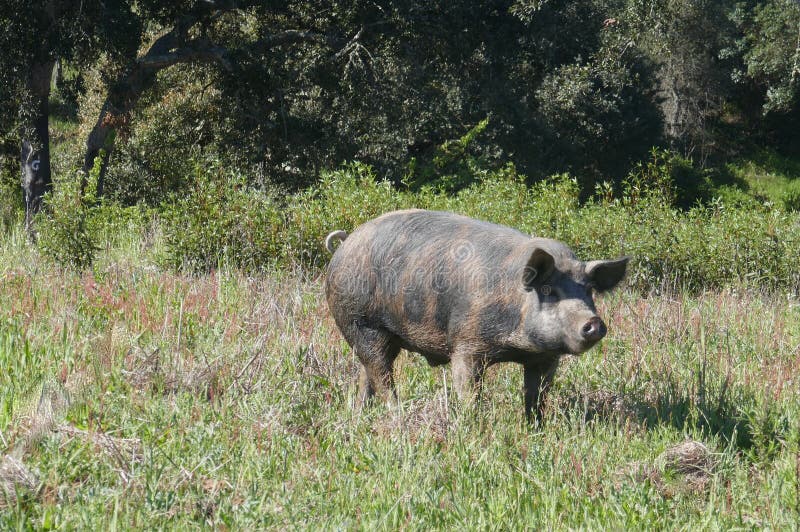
[517,239,628,355]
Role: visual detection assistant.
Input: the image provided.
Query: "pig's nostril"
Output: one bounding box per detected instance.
[581,317,606,341]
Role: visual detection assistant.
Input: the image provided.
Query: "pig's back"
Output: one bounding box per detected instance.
[325,210,529,356]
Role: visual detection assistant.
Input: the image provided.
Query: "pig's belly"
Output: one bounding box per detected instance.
[395,335,451,366]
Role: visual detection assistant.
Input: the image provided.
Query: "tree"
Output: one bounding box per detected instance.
[0,0,137,230]
[97,0,665,196]
[742,0,800,114]
[623,0,740,163]
[734,0,800,151]
[2,0,669,212]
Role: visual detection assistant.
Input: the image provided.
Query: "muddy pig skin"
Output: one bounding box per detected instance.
[324,209,628,421]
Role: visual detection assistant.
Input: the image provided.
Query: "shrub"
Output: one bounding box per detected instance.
[36,170,98,271]
[280,163,800,292]
[402,118,493,193]
[283,162,414,267]
[160,161,285,272]
[432,168,576,235]
[781,181,800,211]
[535,57,663,187]
[35,157,800,293]
[622,148,712,209]
[0,161,22,232]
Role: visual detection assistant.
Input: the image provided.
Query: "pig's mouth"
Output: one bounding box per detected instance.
[570,337,602,354]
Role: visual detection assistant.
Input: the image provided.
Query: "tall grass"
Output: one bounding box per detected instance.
[1,229,799,527]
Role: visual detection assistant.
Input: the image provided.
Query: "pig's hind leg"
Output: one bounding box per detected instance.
[350,325,401,407]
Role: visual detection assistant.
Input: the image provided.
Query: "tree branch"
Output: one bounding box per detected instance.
[138,41,232,71]
[334,26,365,60]
[137,28,332,73]
[252,29,330,52]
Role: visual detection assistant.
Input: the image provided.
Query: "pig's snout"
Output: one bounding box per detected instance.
[581,316,607,343]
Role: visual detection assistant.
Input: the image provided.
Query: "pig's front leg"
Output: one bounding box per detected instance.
[523,356,560,423]
[451,347,487,406]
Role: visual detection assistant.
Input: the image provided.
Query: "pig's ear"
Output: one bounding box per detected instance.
[522,248,555,291]
[585,257,630,292]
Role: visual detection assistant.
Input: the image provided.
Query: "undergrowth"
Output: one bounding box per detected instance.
[41,157,800,294]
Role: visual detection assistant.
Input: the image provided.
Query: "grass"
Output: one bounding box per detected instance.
[727,148,800,205]
[1,223,799,529]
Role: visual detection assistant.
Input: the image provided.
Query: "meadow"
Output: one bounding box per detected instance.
[1,202,799,528]
[4,0,800,526]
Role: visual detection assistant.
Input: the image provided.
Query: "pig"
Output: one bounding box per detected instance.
[324,209,628,422]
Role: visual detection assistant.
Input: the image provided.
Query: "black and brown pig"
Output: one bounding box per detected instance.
[324,209,628,421]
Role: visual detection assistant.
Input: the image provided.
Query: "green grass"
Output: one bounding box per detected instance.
[727,148,800,205]
[1,224,799,529]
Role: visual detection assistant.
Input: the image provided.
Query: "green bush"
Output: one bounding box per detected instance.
[621,148,713,209]
[160,162,285,272]
[36,166,100,270]
[278,163,800,292]
[85,202,154,247]
[0,161,22,232]
[535,57,663,186]
[402,118,493,193]
[712,185,766,210]
[284,162,416,267]
[41,157,800,292]
[781,181,800,211]
[434,167,578,235]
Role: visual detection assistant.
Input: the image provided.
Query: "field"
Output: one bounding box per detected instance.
[1,224,799,529]
[4,0,800,526]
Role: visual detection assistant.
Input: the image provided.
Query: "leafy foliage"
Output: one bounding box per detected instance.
[36,170,98,271]
[124,160,800,292]
[742,0,800,114]
[284,163,415,265]
[159,160,285,272]
[4,0,799,209]
[781,181,800,212]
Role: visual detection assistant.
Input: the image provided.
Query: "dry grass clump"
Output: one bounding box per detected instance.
[583,390,640,423]
[56,425,142,464]
[123,346,222,399]
[0,454,40,509]
[374,391,453,444]
[659,440,715,479]
[7,380,72,454]
[624,440,717,496]
[552,387,641,425]
[55,424,142,485]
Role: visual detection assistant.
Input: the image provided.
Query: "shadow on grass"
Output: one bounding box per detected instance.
[562,376,791,460]
[748,148,800,180]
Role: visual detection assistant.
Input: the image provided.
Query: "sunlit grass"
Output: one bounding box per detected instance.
[1,226,799,528]
[727,148,800,205]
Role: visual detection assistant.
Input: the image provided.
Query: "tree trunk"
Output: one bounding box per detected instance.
[81,82,148,198]
[21,60,55,236]
[80,13,206,196]
[81,27,191,196]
